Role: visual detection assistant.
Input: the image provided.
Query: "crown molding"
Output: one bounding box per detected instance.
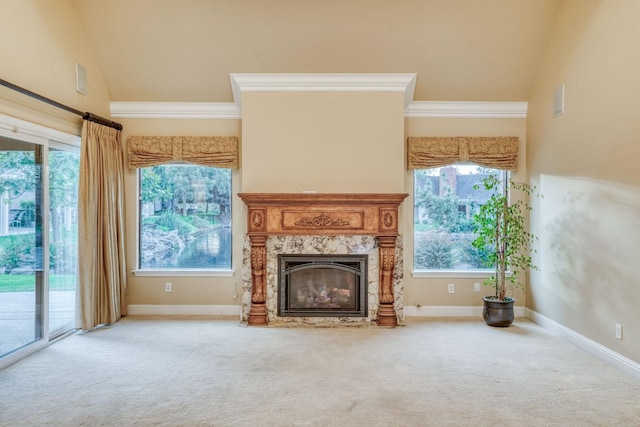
[110,99,527,120]
[110,102,241,119]
[405,101,528,118]
[109,86,527,120]
[230,73,417,109]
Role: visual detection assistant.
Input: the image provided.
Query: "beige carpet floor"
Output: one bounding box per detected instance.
[1,317,639,426]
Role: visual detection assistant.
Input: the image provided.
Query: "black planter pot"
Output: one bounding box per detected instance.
[482,296,515,327]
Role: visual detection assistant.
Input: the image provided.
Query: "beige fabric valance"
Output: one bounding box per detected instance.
[407,136,519,171]
[127,136,239,169]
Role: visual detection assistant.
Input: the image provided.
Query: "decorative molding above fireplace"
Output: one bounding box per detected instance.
[238,193,407,236]
[229,73,417,109]
[238,193,408,327]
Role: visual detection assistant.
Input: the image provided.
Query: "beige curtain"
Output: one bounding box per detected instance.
[127,136,239,169]
[77,121,127,331]
[407,136,519,171]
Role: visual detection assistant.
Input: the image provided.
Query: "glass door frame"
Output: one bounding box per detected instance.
[0,113,80,369]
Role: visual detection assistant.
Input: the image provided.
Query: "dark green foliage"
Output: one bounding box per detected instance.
[0,235,33,273]
[415,181,460,233]
[185,214,213,229]
[450,215,475,233]
[472,174,540,300]
[415,232,454,269]
[155,211,193,237]
[458,236,493,268]
[141,165,231,220]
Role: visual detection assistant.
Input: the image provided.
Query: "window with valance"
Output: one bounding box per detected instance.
[407,136,519,171]
[127,135,239,169]
[127,135,238,273]
[408,136,519,273]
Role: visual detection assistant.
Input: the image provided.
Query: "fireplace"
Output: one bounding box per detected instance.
[238,193,408,326]
[278,254,368,317]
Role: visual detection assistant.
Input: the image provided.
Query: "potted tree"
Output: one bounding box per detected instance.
[472,173,539,327]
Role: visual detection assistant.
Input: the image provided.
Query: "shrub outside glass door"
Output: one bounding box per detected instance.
[0,137,44,356]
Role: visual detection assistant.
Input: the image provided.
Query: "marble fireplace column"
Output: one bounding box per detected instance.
[248,234,268,326]
[377,235,398,327]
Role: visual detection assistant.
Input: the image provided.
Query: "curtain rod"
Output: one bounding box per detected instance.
[0,78,123,131]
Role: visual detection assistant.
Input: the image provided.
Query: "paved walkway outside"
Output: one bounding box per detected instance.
[0,291,74,356]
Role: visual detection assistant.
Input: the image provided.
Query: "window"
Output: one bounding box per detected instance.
[139,164,231,270]
[413,165,507,271]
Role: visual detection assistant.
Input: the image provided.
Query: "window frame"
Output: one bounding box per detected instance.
[133,163,234,278]
[411,164,508,278]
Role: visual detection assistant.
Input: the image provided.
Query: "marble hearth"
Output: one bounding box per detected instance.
[238,193,408,326]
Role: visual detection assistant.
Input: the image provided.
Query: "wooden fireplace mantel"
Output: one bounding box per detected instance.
[238,193,408,327]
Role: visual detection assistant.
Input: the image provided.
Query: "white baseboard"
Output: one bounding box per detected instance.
[127,304,241,318]
[526,309,640,380]
[403,305,526,318]
[0,341,48,371]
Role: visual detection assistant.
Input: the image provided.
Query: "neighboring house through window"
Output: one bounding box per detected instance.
[413,165,507,271]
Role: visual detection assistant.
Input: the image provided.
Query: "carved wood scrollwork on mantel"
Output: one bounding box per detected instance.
[237,193,409,327]
[238,193,408,236]
[294,213,350,228]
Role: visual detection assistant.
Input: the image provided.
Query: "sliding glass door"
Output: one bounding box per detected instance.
[0,116,80,361]
[0,137,44,356]
[48,146,79,337]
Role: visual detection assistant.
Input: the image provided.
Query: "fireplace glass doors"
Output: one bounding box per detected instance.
[278,254,368,317]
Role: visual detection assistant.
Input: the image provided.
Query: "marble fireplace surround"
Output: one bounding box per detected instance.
[238,193,408,327]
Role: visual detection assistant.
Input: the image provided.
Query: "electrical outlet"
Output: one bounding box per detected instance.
[616,324,623,340]
[474,282,481,293]
[448,283,455,294]
[165,282,172,292]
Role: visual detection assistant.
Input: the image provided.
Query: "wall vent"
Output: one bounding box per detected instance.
[76,64,88,95]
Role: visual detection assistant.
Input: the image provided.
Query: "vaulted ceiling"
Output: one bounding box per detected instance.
[72,0,563,103]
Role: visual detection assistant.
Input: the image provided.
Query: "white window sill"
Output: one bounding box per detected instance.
[132,269,235,278]
[411,270,495,279]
